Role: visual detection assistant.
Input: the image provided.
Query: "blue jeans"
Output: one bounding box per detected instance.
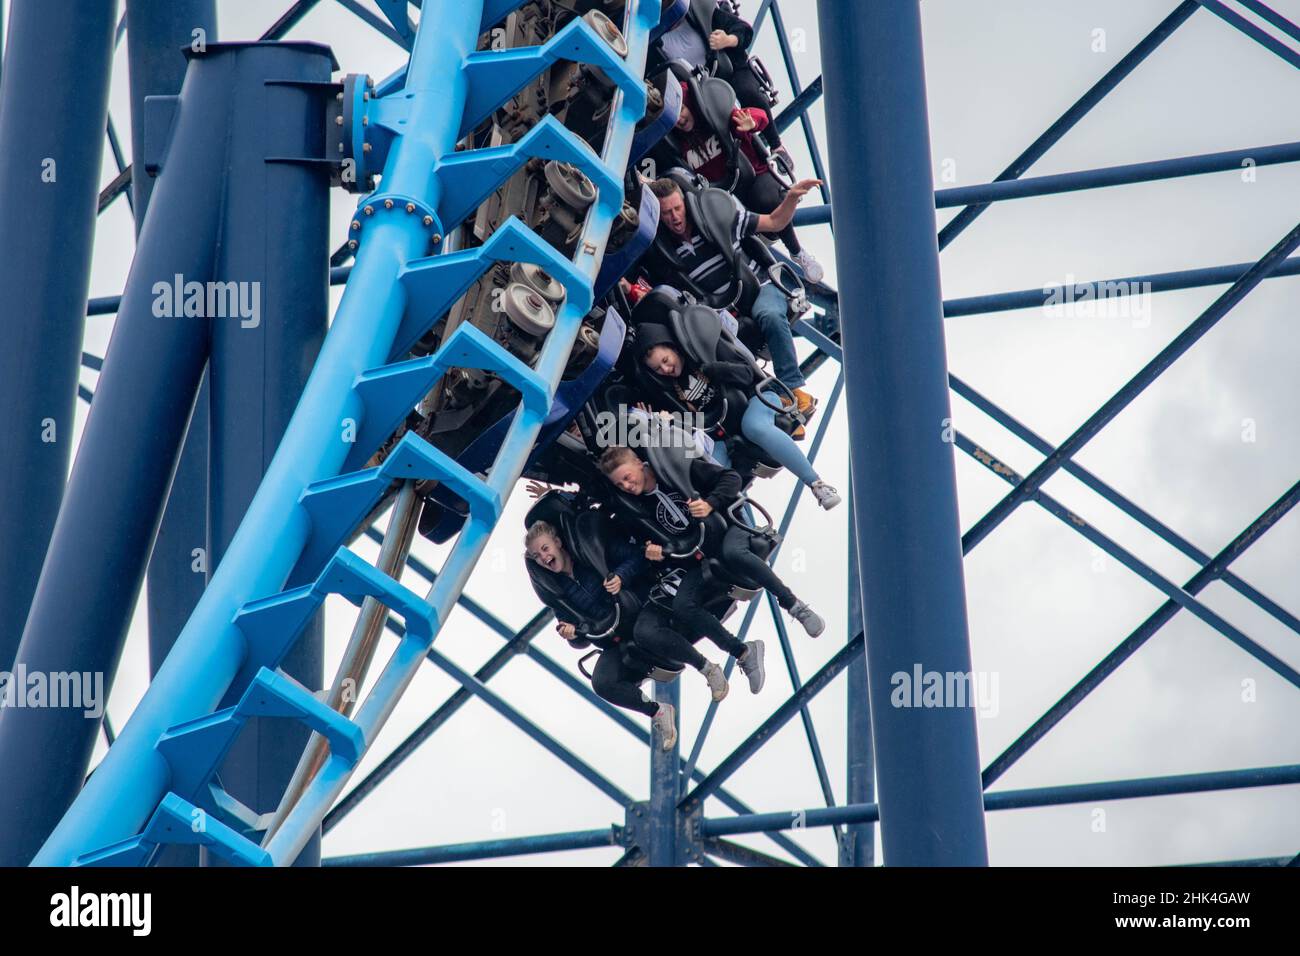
[751,283,805,389]
[711,396,820,488]
[742,394,820,486]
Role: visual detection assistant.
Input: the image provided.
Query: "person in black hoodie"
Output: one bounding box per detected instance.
[597,445,828,694]
[649,0,784,151]
[636,320,840,509]
[524,515,730,750]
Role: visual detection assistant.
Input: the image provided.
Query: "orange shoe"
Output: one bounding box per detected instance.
[779,394,808,440]
[792,387,818,422]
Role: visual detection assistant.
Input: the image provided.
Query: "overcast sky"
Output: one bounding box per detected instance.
[62,0,1300,866]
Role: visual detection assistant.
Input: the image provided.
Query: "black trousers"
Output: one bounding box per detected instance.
[634,603,708,671]
[589,606,706,716]
[591,649,658,716]
[739,171,801,255]
[671,525,798,656]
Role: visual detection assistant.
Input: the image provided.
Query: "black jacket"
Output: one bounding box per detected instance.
[648,2,754,77]
[635,321,756,434]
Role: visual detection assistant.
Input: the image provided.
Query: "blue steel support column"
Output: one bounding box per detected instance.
[647,680,682,866]
[0,43,272,866]
[34,0,488,867]
[203,41,331,867]
[127,0,217,216]
[816,0,988,865]
[0,0,117,673]
[841,492,875,867]
[129,0,218,699]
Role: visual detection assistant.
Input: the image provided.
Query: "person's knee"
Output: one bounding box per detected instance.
[591,670,617,698]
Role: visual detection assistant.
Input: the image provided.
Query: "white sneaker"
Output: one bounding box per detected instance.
[652,702,677,752]
[701,661,729,702]
[811,480,841,510]
[737,640,766,694]
[790,601,825,638]
[795,249,824,284]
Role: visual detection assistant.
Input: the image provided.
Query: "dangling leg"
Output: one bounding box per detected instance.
[720,524,826,638]
[742,394,841,509]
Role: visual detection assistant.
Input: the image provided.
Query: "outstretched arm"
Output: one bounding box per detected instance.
[756,178,823,234]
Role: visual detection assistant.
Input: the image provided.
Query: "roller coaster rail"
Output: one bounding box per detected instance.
[2,0,1298,867]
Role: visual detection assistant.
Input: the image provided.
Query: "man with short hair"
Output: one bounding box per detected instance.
[642,176,822,421]
[597,446,829,695]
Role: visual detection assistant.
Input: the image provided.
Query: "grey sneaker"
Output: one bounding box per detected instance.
[701,661,729,702]
[811,480,841,510]
[790,601,825,638]
[652,702,677,751]
[737,640,766,694]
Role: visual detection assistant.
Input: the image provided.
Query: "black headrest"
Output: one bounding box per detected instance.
[696,76,739,137]
[671,303,725,366]
[645,423,702,497]
[524,490,577,536]
[691,187,742,251]
[629,285,689,328]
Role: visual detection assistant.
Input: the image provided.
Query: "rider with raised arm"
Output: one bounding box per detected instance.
[640,175,823,424]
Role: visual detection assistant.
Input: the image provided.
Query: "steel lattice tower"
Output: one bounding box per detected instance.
[0,0,1297,867]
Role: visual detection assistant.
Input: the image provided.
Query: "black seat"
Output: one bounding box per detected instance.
[606,437,780,605]
[524,493,636,641]
[665,62,753,194]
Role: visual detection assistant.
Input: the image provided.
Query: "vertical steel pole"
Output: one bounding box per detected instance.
[647,679,682,866]
[0,41,336,867]
[127,3,218,867]
[0,0,117,672]
[203,41,331,867]
[816,0,988,865]
[34,0,478,867]
[841,491,875,867]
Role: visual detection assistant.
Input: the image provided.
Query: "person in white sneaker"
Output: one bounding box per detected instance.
[525,517,730,721]
[599,447,830,664]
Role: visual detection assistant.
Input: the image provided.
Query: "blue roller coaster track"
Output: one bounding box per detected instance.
[1,0,1298,868]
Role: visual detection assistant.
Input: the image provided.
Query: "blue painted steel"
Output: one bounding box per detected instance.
[943,254,1300,317]
[794,139,1300,226]
[842,492,874,867]
[458,16,646,135]
[680,635,865,815]
[325,828,620,866]
[938,1,1199,250]
[0,18,256,869]
[962,217,1300,554]
[647,679,682,866]
[949,374,1300,638]
[0,0,117,676]
[126,0,217,216]
[203,45,334,867]
[1236,0,1300,43]
[982,478,1300,788]
[773,74,822,135]
[699,762,1300,836]
[421,309,627,542]
[326,536,826,866]
[262,0,660,867]
[763,588,843,844]
[1191,0,1300,69]
[679,375,845,794]
[36,0,660,867]
[768,1,829,201]
[126,0,220,866]
[817,0,987,866]
[955,431,1300,689]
